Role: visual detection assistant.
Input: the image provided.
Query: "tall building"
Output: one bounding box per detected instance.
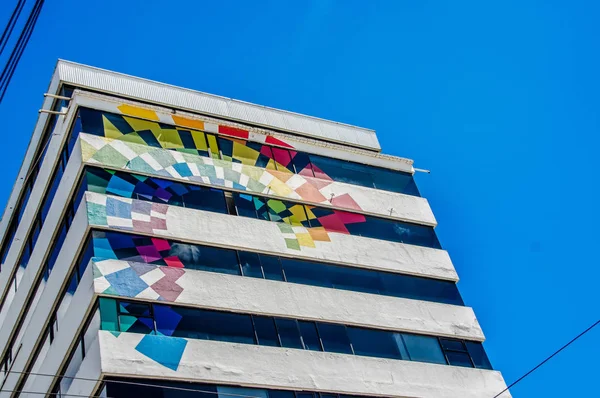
[0,60,510,398]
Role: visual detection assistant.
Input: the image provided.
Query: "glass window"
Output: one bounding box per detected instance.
[271,147,293,172]
[18,241,31,270]
[329,265,381,295]
[170,244,240,275]
[445,351,473,368]
[233,193,263,220]
[440,338,466,351]
[120,301,152,317]
[347,327,402,360]
[181,187,228,214]
[218,386,269,398]
[239,251,263,278]
[309,155,375,189]
[47,221,68,274]
[400,334,446,365]
[275,318,303,349]
[298,321,322,351]
[253,316,280,347]
[56,270,78,328]
[16,183,32,224]
[316,323,353,355]
[167,306,255,344]
[308,154,420,197]
[246,142,277,170]
[268,391,295,398]
[372,168,420,196]
[465,342,492,370]
[290,151,313,176]
[380,273,463,306]
[345,216,440,249]
[280,258,330,288]
[67,115,83,157]
[41,157,65,221]
[99,298,119,332]
[260,255,284,281]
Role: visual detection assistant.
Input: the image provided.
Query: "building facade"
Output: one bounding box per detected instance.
[0,61,510,397]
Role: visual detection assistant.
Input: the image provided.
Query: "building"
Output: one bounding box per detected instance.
[0,60,510,398]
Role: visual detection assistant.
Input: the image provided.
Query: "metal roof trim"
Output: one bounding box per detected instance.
[54,60,381,151]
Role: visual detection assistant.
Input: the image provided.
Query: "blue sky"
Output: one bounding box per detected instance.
[1,1,599,396]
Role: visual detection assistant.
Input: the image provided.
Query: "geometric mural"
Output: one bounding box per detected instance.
[79,106,315,176]
[81,132,356,210]
[94,260,185,302]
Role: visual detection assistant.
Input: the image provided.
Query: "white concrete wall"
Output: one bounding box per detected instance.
[99,331,511,398]
[0,104,77,312]
[0,198,89,397]
[18,261,96,396]
[0,75,60,272]
[0,112,82,364]
[94,259,482,340]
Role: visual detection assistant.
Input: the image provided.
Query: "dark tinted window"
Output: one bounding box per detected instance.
[170,244,240,275]
[347,327,403,360]
[401,334,446,365]
[298,321,322,351]
[280,258,329,288]
[465,342,493,370]
[253,316,280,347]
[275,318,303,349]
[316,323,353,355]
[239,251,263,278]
[260,255,284,281]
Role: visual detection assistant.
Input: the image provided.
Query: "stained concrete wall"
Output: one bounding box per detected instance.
[98,331,511,398]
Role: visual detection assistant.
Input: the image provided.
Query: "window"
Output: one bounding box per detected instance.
[239,251,263,278]
[316,323,353,355]
[280,258,330,288]
[259,254,284,281]
[400,334,446,365]
[465,341,492,369]
[275,318,303,349]
[253,316,280,347]
[440,338,474,368]
[346,327,403,360]
[298,321,322,351]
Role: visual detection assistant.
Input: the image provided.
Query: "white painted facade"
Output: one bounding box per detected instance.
[0,61,510,398]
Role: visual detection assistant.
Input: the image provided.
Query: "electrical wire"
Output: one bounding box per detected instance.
[492,318,600,397]
[0,0,45,104]
[0,0,26,58]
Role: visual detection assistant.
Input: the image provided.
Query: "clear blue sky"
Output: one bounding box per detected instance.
[1,1,599,396]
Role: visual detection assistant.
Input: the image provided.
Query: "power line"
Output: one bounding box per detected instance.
[492,318,600,398]
[0,0,45,104]
[0,0,26,57]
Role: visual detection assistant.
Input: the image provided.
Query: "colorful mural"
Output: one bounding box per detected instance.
[81,133,362,210]
[79,106,311,175]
